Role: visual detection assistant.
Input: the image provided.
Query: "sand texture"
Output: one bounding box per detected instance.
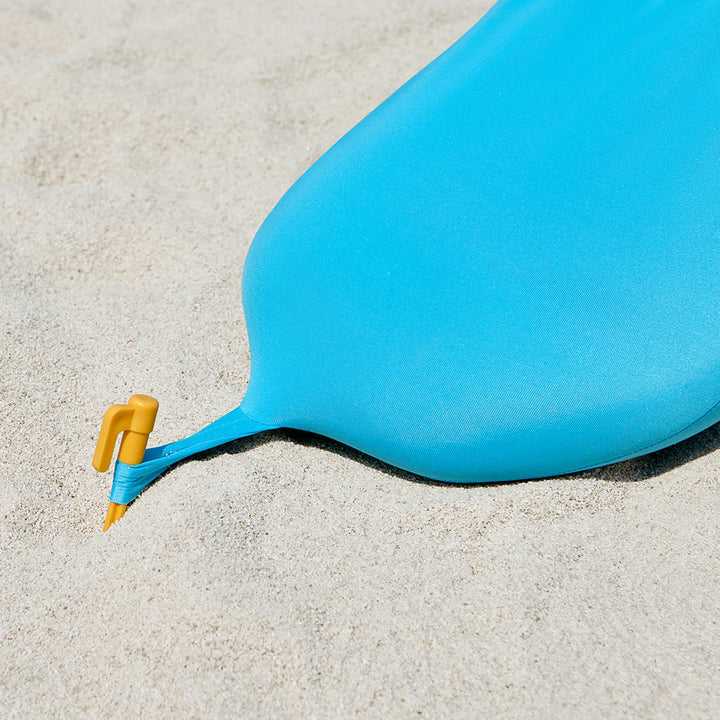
[2,0,720,717]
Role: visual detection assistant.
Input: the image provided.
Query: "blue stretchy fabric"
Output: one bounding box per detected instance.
[109,409,276,504]
[113,0,720,503]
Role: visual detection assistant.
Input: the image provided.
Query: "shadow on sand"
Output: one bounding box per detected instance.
[176,419,720,490]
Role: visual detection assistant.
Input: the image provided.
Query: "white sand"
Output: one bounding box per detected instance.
[2,0,720,716]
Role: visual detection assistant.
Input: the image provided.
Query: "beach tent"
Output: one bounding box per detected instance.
[94,0,720,526]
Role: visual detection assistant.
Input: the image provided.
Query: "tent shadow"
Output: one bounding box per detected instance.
[165,420,720,490]
[580,420,720,482]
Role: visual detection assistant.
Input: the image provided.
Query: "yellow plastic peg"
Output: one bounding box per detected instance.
[93,394,159,531]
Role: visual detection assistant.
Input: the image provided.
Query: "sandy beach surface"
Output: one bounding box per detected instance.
[2,0,720,717]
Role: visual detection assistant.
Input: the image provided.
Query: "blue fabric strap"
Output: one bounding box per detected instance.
[109,406,277,505]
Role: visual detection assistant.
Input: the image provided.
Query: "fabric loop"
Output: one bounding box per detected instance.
[109,407,277,505]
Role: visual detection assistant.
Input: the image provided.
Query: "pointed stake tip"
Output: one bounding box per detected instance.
[102,502,127,531]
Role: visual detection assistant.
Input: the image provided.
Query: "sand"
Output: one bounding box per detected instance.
[2,0,720,717]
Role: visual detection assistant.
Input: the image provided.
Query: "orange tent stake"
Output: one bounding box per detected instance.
[93,395,159,531]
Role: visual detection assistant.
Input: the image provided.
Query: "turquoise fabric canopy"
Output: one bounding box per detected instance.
[111,0,720,503]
